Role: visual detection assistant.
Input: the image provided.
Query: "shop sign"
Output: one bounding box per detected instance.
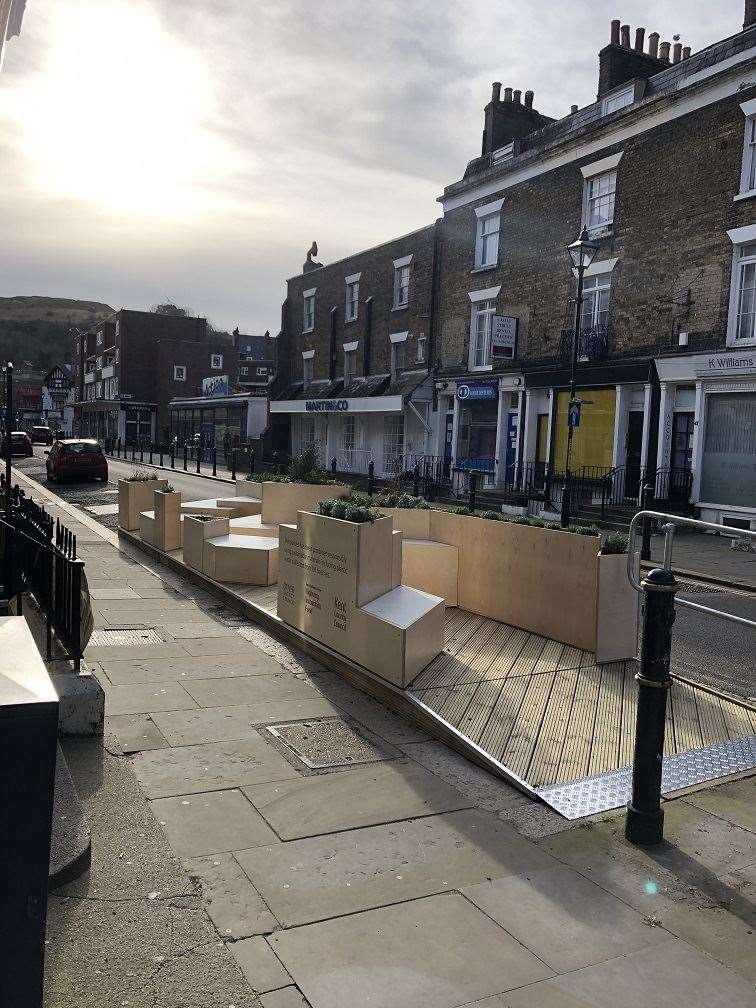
[305,399,349,412]
[202,375,230,398]
[491,315,518,359]
[457,381,498,402]
[702,354,756,372]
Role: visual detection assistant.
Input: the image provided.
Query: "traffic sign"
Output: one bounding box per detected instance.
[568,400,582,428]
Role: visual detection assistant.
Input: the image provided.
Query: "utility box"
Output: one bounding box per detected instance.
[0,616,59,1007]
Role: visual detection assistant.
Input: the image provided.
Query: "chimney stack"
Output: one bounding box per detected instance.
[504,86,513,102]
[524,90,534,108]
[598,21,669,98]
[672,41,682,63]
[610,19,621,45]
[659,41,671,61]
[634,27,645,52]
[620,24,631,47]
[745,1,756,29]
[647,32,659,58]
[491,81,501,102]
[682,45,691,59]
[571,104,579,114]
[513,89,522,104]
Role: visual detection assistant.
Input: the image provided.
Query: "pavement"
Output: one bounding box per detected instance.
[3,467,749,1007]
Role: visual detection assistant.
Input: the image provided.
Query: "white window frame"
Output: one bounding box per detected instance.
[390,331,408,380]
[392,255,412,309]
[302,288,316,334]
[467,286,501,371]
[343,340,358,384]
[601,84,635,116]
[474,198,504,269]
[737,99,756,200]
[240,366,249,376]
[416,333,427,364]
[302,349,315,387]
[210,353,223,369]
[173,365,186,381]
[581,152,623,233]
[726,225,756,347]
[345,272,360,322]
[579,271,612,333]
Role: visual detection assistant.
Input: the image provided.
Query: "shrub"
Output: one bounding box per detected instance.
[480,510,504,521]
[125,468,160,482]
[601,534,629,554]
[318,499,376,523]
[511,516,532,525]
[345,505,376,524]
[250,470,290,483]
[374,492,429,509]
[451,506,471,516]
[160,483,176,494]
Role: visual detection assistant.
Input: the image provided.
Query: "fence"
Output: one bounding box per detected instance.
[0,484,86,670]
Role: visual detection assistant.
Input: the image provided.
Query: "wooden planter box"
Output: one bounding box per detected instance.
[277,510,444,688]
[236,478,263,499]
[375,507,431,539]
[118,478,167,531]
[182,515,230,572]
[595,552,639,663]
[260,481,350,526]
[153,490,182,552]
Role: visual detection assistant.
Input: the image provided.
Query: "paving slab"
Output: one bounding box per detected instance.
[89,586,142,599]
[159,622,239,638]
[228,937,292,994]
[243,761,472,839]
[98,651,287,685]
[84,643,189,662]
[182,674,323,708]
[681,777,756,834]
[94,597,197,612]
[133,585,191,599]
[106,713,170,752]
[99,608,217,627]
[305,669,429,744]
[269,892,553,1008]
[182,636,267,656]
[496,939,756,1008]
[133,736,302,798]
[236,808,556,927]
[102,681,197,716]
[151,699,342,746]
[261,989,310,1008]
[184,852,278,938]
[153,789,279,857]
[462,865,661,973]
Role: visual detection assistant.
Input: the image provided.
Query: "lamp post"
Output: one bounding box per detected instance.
[561,227,600,527]
[3,362,12,521]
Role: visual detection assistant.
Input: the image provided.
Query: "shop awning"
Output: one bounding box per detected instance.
[271,372,431,414]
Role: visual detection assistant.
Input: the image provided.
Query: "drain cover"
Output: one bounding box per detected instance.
[89,628,171,647]
[266,718,395,769]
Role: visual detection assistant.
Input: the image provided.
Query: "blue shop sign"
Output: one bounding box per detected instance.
[457,381,498,402]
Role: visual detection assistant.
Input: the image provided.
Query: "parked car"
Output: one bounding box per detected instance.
[30,425,54,445]
[46,439,108,483]
[1,430,33,457]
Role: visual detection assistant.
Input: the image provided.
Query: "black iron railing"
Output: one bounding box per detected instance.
[558,323,609,365]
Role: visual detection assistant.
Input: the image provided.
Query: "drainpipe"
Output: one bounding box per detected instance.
[363,297,373,377]
[427,219,443,370]
[329,306,337,381]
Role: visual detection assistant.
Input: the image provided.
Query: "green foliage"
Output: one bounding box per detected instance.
[511,515,532,525]
[251,470,290,483]
[373,492,429,509]
[161,483,176,494]
[125,469,160,482]
[480,510,504,521]
[601,534,629,554]
[451,506,472,516]
[319,497,377,523]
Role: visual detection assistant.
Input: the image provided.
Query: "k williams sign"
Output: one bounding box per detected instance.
[305,399,349,412]
[706,355,756,370]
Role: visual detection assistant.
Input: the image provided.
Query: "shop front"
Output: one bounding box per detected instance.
[168,392,268,457]
[78,399,156,444]
[656,349,756,527]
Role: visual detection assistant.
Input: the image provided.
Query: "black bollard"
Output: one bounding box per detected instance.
[367,460,374,497]
[625,567,677,846]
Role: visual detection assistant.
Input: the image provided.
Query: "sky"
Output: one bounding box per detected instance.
[0,0,739,333]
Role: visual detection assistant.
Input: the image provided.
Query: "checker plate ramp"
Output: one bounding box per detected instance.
[537,734,756,818]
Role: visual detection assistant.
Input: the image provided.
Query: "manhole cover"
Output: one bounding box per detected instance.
[89,628,171,647]
[266,718,395,769]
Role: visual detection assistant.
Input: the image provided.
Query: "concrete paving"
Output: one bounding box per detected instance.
[13,467,753,1007]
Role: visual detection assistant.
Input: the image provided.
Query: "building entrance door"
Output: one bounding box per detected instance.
[670,411,694,503]
[443,412,454,478]
[535,413,549,488]
[625,411,644,498]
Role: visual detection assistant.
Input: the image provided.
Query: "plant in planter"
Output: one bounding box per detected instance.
[319,499,376,523]
[257,447,351,526]
[601,534,629,554]
[124,468,161,482]
[118,471,167,530]
[152,483,182,552]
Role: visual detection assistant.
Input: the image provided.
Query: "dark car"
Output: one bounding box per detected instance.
[30,425,54,445]
[46,439,108,483]
[2,430,34,457]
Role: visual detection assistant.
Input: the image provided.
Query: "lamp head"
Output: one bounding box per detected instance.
[568,226,600,271]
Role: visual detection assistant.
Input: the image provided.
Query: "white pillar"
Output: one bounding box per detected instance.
[691,381,704,504]
[656,382,673,472]
[612,384,629,469]
[639,382,652,481]
[325,414,338,467]
[450,393,460,469]
[494,388,507,486]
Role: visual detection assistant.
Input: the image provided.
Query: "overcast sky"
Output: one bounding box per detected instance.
[0,0,739,333]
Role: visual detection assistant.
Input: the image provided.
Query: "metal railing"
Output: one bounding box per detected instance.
[558,323,609,365]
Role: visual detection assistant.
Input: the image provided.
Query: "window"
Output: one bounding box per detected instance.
[580,273,611,332]
[732,242,756,344]
[700,393,756,507]
[473,198,504,268]
[240,366,249,376]
[382,415,404,476]
[393,255,412,308]
[745,116,756,193]
[302,352,314,388]
[343,343,357,384]
[601,85,634,116]
[174,365,186,381]
[390,333,407,379]
[585,171,616,230]
[342,415,358,468]
[416,333,427,364]
[211,354,223,369]
[96,331,103,347]
[471,300,496,368]
[345,273,360,322]
[303,288,316,333]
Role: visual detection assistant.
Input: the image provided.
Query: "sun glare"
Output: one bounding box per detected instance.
[12,1,229,217]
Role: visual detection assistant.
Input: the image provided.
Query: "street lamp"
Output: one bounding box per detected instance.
[561,227,600,527]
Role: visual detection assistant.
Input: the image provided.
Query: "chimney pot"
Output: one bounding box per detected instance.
[682,45,691,59]
[634,27,646,51]
[571,104,579,114]
[620,24,631,48]
[524,90,534,108]
[672,42,682,63]
[746,0,756,29]
[659,41,671,61]
[491,81,502,102]
[504,86,513,102]
[513,89,522,104]
[648,31,659,58]
[610,19,621,45]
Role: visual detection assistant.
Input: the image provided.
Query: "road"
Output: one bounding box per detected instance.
[17,448,756,700]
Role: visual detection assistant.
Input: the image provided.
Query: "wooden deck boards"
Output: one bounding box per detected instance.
[409,607,756,789]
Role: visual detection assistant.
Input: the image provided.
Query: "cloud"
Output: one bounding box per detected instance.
[0,0,740,332]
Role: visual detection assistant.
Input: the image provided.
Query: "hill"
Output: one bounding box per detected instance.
[0,296,114,372]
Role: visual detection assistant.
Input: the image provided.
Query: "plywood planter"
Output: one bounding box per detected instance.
[595,551,638,663]
[182,514,230,572]
[375,507,431,540]
[153,490,182,552]
[260,482,351,526]
[118,478,167,531]
[236,478,263,499]
[277,510,444,689]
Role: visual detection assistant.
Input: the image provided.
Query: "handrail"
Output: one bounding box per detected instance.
[627,510,756,631]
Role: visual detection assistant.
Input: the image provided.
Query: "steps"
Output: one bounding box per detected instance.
[204,533,279,585]
[229,514,281,538]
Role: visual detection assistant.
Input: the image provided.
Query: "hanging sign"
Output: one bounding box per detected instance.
[491,316,518,359]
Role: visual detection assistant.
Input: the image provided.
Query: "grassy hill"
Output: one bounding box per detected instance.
[0,296,114,372]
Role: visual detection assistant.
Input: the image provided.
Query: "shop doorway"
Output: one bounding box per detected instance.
[625,411,644,498]
[670,411,695,503]
[443,412,454,478]
[535,414,549,488]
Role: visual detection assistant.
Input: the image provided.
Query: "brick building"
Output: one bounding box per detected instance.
[73,309,236,445]
[275,5,756,526]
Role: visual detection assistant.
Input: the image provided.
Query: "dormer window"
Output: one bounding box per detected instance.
[601,84,634,116]
[474,198,504,269]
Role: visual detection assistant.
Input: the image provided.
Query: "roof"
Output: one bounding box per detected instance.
[273,371,430,403]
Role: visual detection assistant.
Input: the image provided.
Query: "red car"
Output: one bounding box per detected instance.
[46,439,108,483]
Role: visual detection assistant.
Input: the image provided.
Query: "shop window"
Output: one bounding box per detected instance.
[700,392,756,508]
[382,414,404,476]
[174,365,186,381]
[553,387,616,473]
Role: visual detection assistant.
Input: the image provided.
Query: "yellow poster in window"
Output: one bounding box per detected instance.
[553,387,616,472]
